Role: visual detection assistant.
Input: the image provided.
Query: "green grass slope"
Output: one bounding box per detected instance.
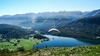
[0,38,42,51]
[0,45,100,56]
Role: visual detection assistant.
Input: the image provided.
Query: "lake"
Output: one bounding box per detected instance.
[34,35,100,48]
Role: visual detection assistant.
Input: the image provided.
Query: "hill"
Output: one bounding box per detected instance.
[0,45,100,56]
[58,15,100,39]
[0,24,29,39]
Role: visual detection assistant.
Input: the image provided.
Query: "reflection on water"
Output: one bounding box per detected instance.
[34,35,100,48]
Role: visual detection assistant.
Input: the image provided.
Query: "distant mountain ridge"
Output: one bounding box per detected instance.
[0,9,100,34]
[0,10,88,27]
[85,9,100,17]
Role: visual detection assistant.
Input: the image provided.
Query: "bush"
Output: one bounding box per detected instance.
[0,48,10,53]
[17,46,25,51]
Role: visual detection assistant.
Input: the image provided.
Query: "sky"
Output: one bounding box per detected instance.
[0,0,100,16]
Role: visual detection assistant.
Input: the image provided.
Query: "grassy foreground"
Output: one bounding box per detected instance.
[0,45,100,56]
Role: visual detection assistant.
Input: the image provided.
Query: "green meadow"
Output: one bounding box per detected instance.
[0,37,43,51]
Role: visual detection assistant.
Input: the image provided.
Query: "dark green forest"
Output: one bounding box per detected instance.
[58,15,100,39]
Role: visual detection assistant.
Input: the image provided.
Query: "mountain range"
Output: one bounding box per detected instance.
[0,9,100,39]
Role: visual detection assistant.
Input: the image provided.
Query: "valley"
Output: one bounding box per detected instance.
[0,9,100,56]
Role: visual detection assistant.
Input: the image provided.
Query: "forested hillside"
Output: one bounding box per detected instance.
[59,15,100,39]
[0,24,29,39]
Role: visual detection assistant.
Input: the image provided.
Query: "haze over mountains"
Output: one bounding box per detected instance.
[0,9,100,39]
[0,9,99,26]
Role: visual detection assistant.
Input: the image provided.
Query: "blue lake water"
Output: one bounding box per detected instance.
[34,35,100,48]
